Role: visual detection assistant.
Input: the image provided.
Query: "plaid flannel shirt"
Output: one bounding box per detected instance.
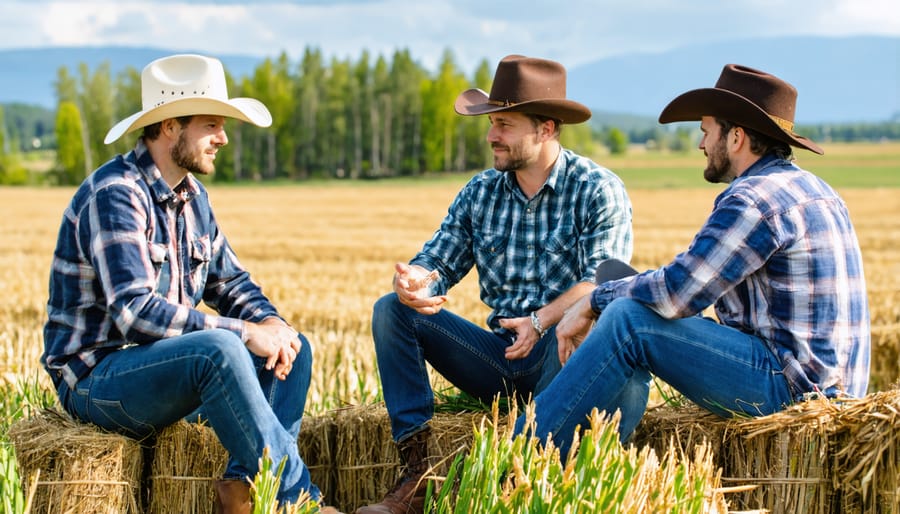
[43,140,280,388]
[412,148,633,331]
[591,153,870,399]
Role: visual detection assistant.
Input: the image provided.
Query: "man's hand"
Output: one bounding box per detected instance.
[243,318,301,380]
[393,262,448,315]
[556,294,598,365]
[497,316,540,360]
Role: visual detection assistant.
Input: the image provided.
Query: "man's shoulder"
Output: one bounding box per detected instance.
[560,149,625,187]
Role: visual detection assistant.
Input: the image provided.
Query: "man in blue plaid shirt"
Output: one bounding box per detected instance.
[41,55,340,513]
[357,55,634,514]
[521,64,871,458]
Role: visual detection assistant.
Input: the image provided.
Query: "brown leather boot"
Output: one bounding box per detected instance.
[214,479,251,514]
[355,427,431,514]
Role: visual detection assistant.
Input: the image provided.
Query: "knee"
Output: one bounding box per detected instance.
[199,329,248,361]
[372,293,405,332]
[294,333,312,374]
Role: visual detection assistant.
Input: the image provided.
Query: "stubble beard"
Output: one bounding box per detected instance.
[703,137,732,184]
[172,132,214,176]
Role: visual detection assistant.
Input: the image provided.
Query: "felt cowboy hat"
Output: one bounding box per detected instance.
[454,54,591,124]
[104,54,272,144]
[658,64,823,154]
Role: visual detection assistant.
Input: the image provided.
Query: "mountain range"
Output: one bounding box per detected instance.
[0,35,897,124]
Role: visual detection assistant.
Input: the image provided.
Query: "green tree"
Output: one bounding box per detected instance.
[421,49,468,172]
[54,101,87,184]
[605,127,628,155]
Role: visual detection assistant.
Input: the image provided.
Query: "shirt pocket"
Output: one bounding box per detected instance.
[148,242,170,295]
[474,232,509,285]
[541,227,579,283]
[188,235,211,300]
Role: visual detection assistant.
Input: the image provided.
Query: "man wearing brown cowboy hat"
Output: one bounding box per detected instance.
[517,64,870,457]
[42,54,341,514]
[357,54,634,514]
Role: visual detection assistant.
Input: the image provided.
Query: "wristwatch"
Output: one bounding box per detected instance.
[530,311,547,338]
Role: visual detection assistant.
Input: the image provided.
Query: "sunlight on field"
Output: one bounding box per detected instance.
[1,173,898,412]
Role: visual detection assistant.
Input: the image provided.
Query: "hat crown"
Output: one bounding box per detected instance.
[488,55,568,105]
[142,54,229,110]
[715,64,797,124]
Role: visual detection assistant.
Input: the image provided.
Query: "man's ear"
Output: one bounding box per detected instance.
[161,118,180,139]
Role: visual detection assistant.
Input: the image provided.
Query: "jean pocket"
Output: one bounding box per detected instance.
[86,394,156,439]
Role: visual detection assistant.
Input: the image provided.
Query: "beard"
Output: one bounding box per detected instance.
[703,136,733,184]
[492,142,532,172]
[171,132,214,176]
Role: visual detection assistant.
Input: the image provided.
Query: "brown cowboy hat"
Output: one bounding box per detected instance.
[454,54,591,124]
[658,64,823,155]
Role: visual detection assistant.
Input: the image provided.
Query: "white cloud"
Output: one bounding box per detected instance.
[0,0,897,73]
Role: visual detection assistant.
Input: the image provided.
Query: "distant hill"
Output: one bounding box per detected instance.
[0,46,261,108]
[0,36,897,124]
[568,35,900,124]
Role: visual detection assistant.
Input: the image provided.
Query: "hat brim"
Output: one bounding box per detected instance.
[104,97,273,144]
[454,88,591,124]
[658,88,822,155]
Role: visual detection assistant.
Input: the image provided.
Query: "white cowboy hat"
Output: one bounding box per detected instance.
[104,54,272,144]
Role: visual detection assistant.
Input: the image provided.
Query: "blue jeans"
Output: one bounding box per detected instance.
[516,298,794,457]
[56,329,321,503]
[372,293,562,442]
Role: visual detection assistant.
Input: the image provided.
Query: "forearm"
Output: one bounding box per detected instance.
[532,281,597,330]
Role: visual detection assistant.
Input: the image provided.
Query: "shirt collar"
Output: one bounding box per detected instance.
[501,148,566,195]
[732,152,791,184]
[131,139,200,205]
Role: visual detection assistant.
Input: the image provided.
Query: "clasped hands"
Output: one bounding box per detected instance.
[244,317,301,381]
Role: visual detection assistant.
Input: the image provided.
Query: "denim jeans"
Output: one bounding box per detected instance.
[516,297,794,457]
[56,329,321,503]
[372,293,562,442]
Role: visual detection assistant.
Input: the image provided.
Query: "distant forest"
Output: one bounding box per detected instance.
[1,48,898,185]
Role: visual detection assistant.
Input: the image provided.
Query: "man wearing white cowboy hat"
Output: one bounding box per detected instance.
[519,64,870,458]
[358,54,635,514]
[42,54,341,514]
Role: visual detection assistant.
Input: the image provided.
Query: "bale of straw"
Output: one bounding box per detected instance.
[631,402,730,469]
[8,409,143,514]
[721,398,841,514]
[331,404,485,512]
[148,413,337,514]
[830,389,900,513]
[148,420,227,514]
[297,410,338,505]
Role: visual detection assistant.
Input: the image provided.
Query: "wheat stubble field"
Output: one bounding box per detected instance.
[1,143,898,412]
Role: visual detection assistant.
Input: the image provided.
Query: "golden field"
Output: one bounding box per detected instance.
[1,151,899,412]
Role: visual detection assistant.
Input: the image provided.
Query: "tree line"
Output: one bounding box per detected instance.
[0,46,898,186]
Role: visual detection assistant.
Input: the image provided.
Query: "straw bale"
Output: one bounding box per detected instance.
[297,410,338,504]
[331,404,486,512]
[148,420,227,514]
[721,398,840,514]
[829,389,900,513]
[631,402,730,468]
[148,413,337,514]
[8,409,143,514]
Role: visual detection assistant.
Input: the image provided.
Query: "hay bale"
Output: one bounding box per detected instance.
[8,409,143,514]
[331,404,485,512]
[148,413,337,514]
[631,402,729,466]
[297,411,338,504]
[830,389,900,513]
[148,420,226,514]
[722,398,841,514]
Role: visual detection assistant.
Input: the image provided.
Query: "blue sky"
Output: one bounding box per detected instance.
[1,0,898,72]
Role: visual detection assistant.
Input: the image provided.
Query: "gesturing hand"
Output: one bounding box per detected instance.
[393,262,449,315]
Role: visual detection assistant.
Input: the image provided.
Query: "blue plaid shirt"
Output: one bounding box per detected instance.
[412,148,633,331]
[43,140,281,388]
[591,154,870,399]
